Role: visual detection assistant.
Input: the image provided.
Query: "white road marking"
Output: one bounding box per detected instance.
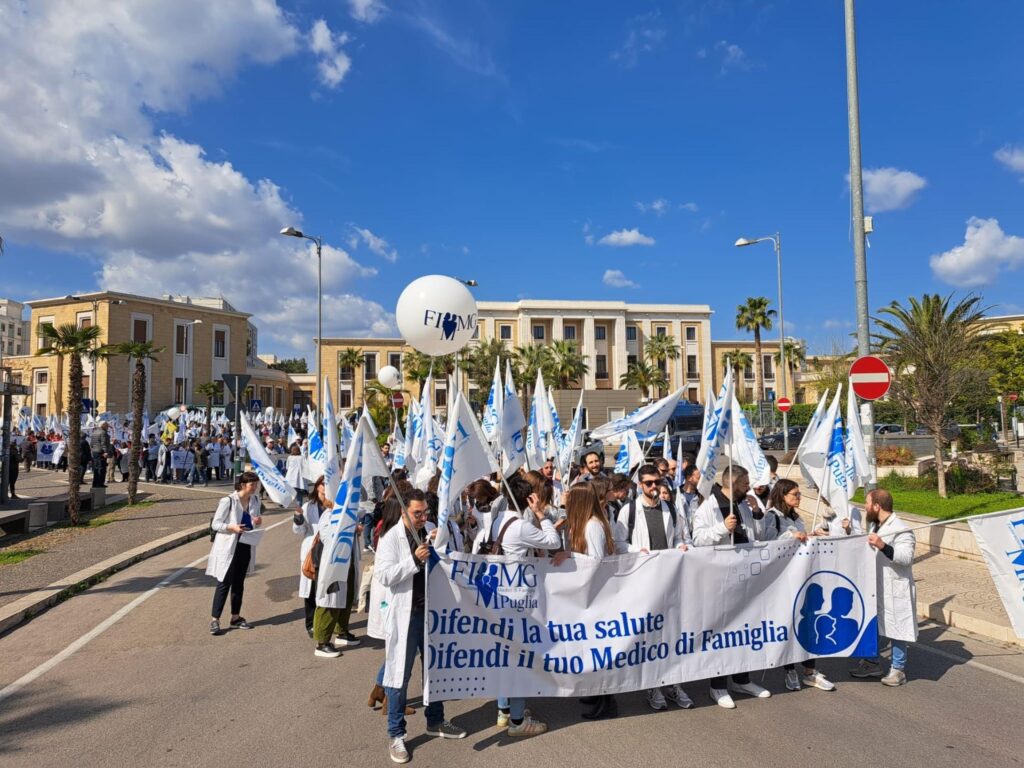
[915,641,1024,686]
[0,517,291,705]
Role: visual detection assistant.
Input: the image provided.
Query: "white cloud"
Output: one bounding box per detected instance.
[995,144,1024,177]
[598,228,656,247]
[858,167,927,213]
[603,269,638,288]
[408,13,503,80]
[0,1,389,359]
[930,217,1024,287]
[349,0,386,24]
[680,202,699,212]
[636,199,669,216]
[309,19,352,89]
[611,12,666,68]
[350,225,398,262]
[582,221,595,246]
[715,40,749,74]
[823,319,853,330]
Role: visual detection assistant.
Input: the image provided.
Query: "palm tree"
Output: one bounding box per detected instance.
[195,381,221,438]
[736,297,777,402]
[643,334,680,397]
[873,294,988,498]
[111,341,166,504]
[459,337,512,411]
[362,380,398,437]
[513,344,554,400]
[403,350,456,399]
[37,323,106,524]
[548,340,589,389]
[337,347,363,405]
[774,338,806,396]
[619,359,668,398]
[725,349,754,402]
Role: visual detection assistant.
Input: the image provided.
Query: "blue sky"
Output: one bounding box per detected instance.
[2,0,1023,359]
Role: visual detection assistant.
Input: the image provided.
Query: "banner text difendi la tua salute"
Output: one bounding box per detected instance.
[425,537,878,702]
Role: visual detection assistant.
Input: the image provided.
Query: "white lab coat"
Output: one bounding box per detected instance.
[368,521,436,642]
[205,492,262,581]
[617,498,684,551]
[292,499,322,599]
[285,455,306,490]
[375,522,425,689]
[314,508,361,609]
[206,443,221,469]
[691,491,758,546]
[874,513,918,642]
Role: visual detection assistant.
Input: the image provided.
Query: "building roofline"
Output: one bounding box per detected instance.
[477,299,712,315]
[27,291,252,319]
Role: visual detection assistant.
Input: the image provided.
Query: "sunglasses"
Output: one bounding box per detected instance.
[640,479,659,487]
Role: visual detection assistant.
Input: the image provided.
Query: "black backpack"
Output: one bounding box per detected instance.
[625,498,676,542]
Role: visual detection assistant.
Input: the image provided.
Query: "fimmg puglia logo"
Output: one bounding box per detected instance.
[792,570,865,655]
[450,559,539,612]
[422,308,477,341]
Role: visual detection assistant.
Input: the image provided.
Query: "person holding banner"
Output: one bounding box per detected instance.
[764,480,837,693]
[377,489,466,763]
[850,489,917,686]
[691,466,772,708]
[206,471,263,636]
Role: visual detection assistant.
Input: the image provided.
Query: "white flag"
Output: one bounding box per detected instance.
[239,412,296,508]
[968,508,1024,639]
[845,384,871,491]
[362,402,378,438]
[391,419,407,470]
[800,388,852,525]
[414,375,439,489]
[726,389,772,488]
[322,377,341,502]
[434,392,500,551]
[614,430,645,474]
[500,360,527,477]
[798,389,831,487]
[590,387,684,441]
[481,358,502,443]
[557,390,585,476]
[662,425,672,460]
[696,370,734,498]
[548,386,564,456]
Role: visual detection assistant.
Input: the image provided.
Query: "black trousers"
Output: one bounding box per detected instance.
[304,578,317,632]
[8,466,18,495]
[91,451,107,487]
[145,459,157,481]
[710,672,750,689]
[211,543,252,618]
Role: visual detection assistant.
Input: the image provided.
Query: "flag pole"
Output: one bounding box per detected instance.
[810,463,831,534]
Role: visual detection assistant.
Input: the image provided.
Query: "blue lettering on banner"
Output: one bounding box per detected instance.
[1007,517,1024,586]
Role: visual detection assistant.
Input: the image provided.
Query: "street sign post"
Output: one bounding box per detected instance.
[849,355,892,401]
[391,392,404,409]
[777,397,792,412]
[221,373,251,474]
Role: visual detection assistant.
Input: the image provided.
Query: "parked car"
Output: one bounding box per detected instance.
[874,423,904,435]
[757,426,807,451]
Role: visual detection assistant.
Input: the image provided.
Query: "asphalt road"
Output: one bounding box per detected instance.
[2,508,1023,768]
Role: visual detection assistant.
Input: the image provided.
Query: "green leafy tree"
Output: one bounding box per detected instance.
[723,350,754,402]
[460,338,514,411]
[619,358,667,398]
[37,323,109,524]
[643,334,679,396]
[512,344,554,400]
[269,357,308,373]
[195,381,221,438]
[980,330,1024,443]
[112,341,166,504]
[403,350,456,399]
[873,294,988,498]
[548,340,589,389]
[736,297,777,401]
[774,338,806,384]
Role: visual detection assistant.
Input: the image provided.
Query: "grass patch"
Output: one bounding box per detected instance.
[0,548,45,566]
[851,485,1023,520]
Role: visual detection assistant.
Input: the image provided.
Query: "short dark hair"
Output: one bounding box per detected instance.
[404,488,427,505]
[504,474,533,511]
[609,473,633,493]
[682,464,700,482]
[766,455,778,472]
[655,458,670,474]
[234,470,260,491]
[720,465,748,488]
[637,463,660,481]
[582,450,602,464]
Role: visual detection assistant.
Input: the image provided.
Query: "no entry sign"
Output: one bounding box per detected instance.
[777,397,792,412]
[849,355,892,400]
[391,392,405,408]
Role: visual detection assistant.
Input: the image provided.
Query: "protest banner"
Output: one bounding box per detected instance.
[426,537,878,702]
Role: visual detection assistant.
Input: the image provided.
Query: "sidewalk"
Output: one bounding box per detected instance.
[781,465,1024,648]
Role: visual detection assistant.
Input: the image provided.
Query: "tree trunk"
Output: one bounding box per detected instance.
[753,329,763,402]
[933,434,947,499]
[127,359,145,504]
[67,353,84,524]
[205,399,213,438]
[1000,396,1009,446]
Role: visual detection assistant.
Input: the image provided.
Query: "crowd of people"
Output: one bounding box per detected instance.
[205,438,918,765]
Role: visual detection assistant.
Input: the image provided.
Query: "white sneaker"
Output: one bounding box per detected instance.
[728,680,771,699]
[709,687,735,709]
[507,717,548,737]
[389,736,410,764]
[664,684,693,709]
[802,671,836,691]
[785,670,801,691]
[646,688,667,711]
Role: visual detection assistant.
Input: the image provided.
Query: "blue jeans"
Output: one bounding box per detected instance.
[890,639,908,670]
[361,513,374,549]
[385,608,443,738]
[497,697,527,720]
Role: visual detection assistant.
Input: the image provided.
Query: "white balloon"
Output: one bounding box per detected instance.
[165,406,182,419]
[395,275,477,357]
[378,365,402,389]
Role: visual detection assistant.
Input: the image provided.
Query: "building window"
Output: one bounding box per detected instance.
[38,318,54,350]
[499,324,512,340]
[627,354,638,367]
[340,365,354,382]
[655,326,667,337]
[685,326,696,341]
[389,352,402,370]
[472,324,480,340]
[339,388,353,409]
[174,377,186,403]
[214,330,226,358]
[563,325,576,341]
[212,382,225,406]
[35,370,48,385]
[260,386,272,406]
[435,387,448,408]
[626,326,637,342]
[175,325,189,355]
[595,325,607,341]
[595,354,608,379]
[687,355,698,379]
[81,374,90,394]
[744,364,754,380]
[78,314,92,329]
[132,319,148,343]
[6,341,12,356]
[763,355,774,380]
[275,387,284,409]
[364,353,377,380]
[688,388,699,404]
[533,324,544,341]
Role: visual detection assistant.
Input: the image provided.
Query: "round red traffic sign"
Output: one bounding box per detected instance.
[1010,393,1019,402]
[391,392,405,408]
[777,397,792,412]
[849,355,892,401]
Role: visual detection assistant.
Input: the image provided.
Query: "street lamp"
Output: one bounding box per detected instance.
[735,233,790,453]
[280,226,323,436]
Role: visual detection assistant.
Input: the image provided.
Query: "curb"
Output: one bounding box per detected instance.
[918,600,1024,648]
[0,523,210,637]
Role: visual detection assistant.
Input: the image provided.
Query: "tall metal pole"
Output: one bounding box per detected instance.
[316,236,323,439]
[844,0,876,487]
[774,233,789,454]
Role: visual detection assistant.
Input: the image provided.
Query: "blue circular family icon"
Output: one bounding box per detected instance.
[792,570,865,655]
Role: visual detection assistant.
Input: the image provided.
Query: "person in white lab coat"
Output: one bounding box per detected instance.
[311,480,362,658]
[206,471,262,635]
[377,488,466,763]
[292,474,325,639]
[285,443,307,505]
[850,488,917,686]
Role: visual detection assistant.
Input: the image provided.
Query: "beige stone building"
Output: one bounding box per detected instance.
[710,338,801,404]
